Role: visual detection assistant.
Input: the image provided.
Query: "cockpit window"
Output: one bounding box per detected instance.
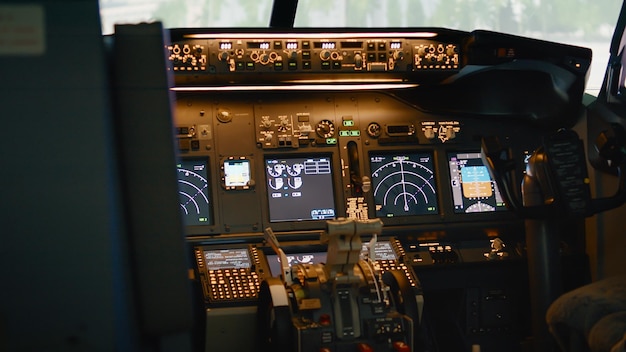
[99,0,622,94]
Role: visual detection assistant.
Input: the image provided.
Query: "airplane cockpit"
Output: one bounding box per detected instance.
[2,1,626,351]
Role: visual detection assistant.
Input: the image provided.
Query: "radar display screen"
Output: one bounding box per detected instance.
[448,152,507,213]
[265,156,336,222]
[203,248,251,270]
[177,159,211,226]
[370,152,438,217]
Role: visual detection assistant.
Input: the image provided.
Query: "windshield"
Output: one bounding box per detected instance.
[100,0,622,94]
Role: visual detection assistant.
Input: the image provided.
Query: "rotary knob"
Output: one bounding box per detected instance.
[366,122,382,138]
[218,51,229,61]
[423,127,436,140]
[316,119,335,138]
[445,126,456,140]
[354,53,364,68]
[259,53,271,65]
[261,116,272,129]
[287,50,298,60]
[393,51,405,61]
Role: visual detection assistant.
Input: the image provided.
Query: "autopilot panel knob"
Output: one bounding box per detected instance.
[393,50,405,61]
[354,53,364,69]
[259,53,271,65]
[218,51,229,61]
[287,50,298,60]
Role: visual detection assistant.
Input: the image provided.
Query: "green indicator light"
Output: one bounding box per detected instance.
[339,130,350,137]
[326,138,337,144]
[343,120,355,127]
[349,130,361,136]
[427,207,436,211]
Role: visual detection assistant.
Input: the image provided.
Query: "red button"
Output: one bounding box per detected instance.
[393,341,410,352]
[319,313,331,326]
[357,343,373,352]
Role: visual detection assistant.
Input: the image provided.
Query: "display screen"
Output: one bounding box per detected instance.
[224,159,251,188]
[448,152,507,213]
[363,241,397,261]
[265,156,336,222]
[204,248,251,270]
[247,41,270,49]
[266,241,397,276]
[370,152,438,217]
[266,252,326,276]
[177,159,211,226]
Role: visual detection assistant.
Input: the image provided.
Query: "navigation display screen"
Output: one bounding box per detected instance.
[448,152,507,213]
[369,152,438,217]
[265,156,336,222]
[204,248,251,270]
[177,159,212,226]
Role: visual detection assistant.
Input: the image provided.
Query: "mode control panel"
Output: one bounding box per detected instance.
[167,32,460,81]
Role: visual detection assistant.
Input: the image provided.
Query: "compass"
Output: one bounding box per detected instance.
[370,152,438,217]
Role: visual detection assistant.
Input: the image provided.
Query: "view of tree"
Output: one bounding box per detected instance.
[146,0,620,41]
[102,0,622,91]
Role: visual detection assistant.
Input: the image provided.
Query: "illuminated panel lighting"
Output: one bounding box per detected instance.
[171,83,419,92]
[184,32,438,39]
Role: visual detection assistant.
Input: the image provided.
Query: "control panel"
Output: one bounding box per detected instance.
[174,90,542,237]
[167,30,464,85]
[169,34,459,73]
[169,27,593,352]
[196,237,420,306]
[194,245,270,306]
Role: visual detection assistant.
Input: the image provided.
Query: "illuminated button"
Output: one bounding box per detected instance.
[302,41,310,49]
[321,61,331,69]
[377,43,386,50]
[319,314,331,326]
[367,43,376,51]
[393,341,410,352]
[303,61,311,69]
[367,53,376,62]
[246,62,255,70]
[332,61,341,69]
[274,61,283,70]
[288,61,297,70]
[235,61,245,71]
[358,343,374,352]
[302,51,311,59]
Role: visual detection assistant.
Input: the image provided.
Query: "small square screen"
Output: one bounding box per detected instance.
[448,152,507,213]
[177,159,211,226]
[265,156,336,222]
[369,152,438,217]
[224,159,251,188]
